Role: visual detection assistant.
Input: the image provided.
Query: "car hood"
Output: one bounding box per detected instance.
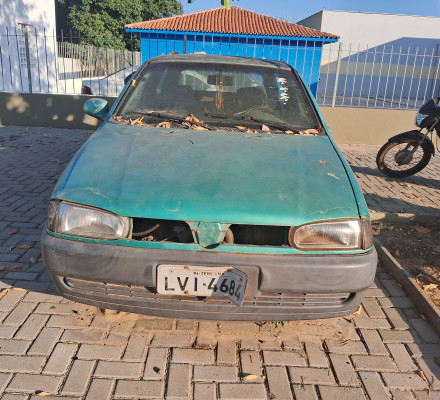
[54,123,359,226]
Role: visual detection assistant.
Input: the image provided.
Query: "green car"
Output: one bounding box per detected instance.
[42,54,377,321]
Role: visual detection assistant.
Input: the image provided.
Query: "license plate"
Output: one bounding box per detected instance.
[157,265,247,306]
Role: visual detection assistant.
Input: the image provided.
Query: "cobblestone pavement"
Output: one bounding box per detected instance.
[340,143,440,218]
[0,125,439,400]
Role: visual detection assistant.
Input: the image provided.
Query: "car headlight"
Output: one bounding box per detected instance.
[289,219,373,250]
[47,201,130,240]
[415,112,428,127]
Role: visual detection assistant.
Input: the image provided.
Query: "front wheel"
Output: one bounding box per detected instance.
[376,139,432,178]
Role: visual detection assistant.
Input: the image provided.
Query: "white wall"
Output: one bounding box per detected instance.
[298,10,440,49]
[0,0,56,32]
[0,0,57,93]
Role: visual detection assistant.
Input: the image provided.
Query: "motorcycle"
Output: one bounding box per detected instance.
[376,97,440,178]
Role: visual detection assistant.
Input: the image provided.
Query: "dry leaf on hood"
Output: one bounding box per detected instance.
[414,225,430,233]
[185,114,200,123]
[157,121,171,128]
[261,124,270,131]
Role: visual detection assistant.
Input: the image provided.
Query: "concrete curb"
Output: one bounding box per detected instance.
[374,238,440,336]
[370,211,440,223]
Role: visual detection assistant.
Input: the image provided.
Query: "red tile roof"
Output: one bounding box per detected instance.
[125,7,338,39]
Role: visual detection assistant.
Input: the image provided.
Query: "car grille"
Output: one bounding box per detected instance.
[131,218,290,247]
[64,277,351,308]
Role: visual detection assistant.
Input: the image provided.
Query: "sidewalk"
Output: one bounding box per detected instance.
[0,125,439,400]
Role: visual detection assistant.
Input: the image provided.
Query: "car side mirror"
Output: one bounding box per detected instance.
[84,98,109,120]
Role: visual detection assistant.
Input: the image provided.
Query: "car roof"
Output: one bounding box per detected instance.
[148,53,291,70]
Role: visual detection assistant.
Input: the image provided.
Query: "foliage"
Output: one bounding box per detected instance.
[56,0,183,50]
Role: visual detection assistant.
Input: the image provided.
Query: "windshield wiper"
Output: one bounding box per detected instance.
[126,111,215,130]
[206,112,303,134]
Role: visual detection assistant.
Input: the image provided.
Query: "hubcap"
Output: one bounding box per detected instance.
[394,149,413,165]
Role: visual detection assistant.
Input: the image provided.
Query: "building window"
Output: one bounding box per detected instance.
[17,23,35,67]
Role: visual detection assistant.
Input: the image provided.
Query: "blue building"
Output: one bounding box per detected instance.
[125,7,338,96]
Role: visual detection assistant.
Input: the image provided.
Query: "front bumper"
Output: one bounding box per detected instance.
[41,230,377,321]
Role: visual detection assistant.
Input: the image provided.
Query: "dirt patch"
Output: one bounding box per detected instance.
[375,220,440,309]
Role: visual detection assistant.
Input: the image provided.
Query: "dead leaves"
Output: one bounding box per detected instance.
[413,225,430,233]
[17,244,31,249]
[157,121,171,128]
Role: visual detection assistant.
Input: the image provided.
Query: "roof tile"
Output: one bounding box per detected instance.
[125,7,338,39]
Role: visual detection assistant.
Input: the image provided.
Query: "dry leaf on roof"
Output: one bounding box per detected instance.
[18,244,31,249]
[11,266,21,271]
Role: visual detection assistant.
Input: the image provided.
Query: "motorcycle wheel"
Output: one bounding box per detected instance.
[376,139,432,178]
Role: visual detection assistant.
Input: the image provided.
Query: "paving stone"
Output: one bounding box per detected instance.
[61,328,103,343]
[77,344,122,360]
[359,371,390,400]
[62,360,95,395]
[122,332,149,361]
[143,347,168,380]
[351,355,396,371]
[409,319,440,344]
[176,319,195,331]
[173,348,215,364]
[196,321,218,348]
[382,373,427,389]
[390,390,416,400]
[0,325,17,339]
[292,384,318,400]
[22,292,61,303]
[6,373,61,393]
[379,329,420,343]
[378,297,414,309]
[135,318,173,331]
[362,297,385,318]
[2,302,34,326]
[34,302,78,315]
[0,339,31,354]
[325,340,367,355]
[360,329,388,355]
[0,290,26,312]
[193,383,216,400]
[27,327,61,355]
[354,317,392,329]
[407,343,440,358]
[413,390,440,399]
[1,394,29,400]
[262,350,306,366]
[0,355,45,373]
[151,333,193,347]
[46,315,91,329]
[218,383,267,399]
[0,372,12,392]
[319,385,367,400]
[240,337,281,350]
[387,343,417,371]
[14,313,48,340]
[240,350,263,382]
[282,336,302,350]
[166,363,191,399]
[382,280,407,297]
[217,340,237,365]
[193,365,238,382]
[95,361,141,379]
[85,378,114,400]
[384,308,411,330]
[416,358,440,390]
[113,380,164,398]
[44,343,77,375]
[288,367,335,385]
[329,354,360,386]
[305,343,328,367]
[266,366,293,400]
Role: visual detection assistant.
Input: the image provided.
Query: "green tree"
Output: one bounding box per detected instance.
[56,0,183,49]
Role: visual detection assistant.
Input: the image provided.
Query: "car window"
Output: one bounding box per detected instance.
[115,61,322,133]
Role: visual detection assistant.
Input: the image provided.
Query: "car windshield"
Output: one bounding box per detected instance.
[115,60,323,134]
